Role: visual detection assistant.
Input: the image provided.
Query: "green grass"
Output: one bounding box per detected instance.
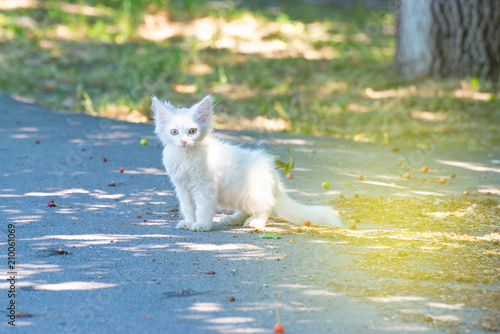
[1,0,499,149]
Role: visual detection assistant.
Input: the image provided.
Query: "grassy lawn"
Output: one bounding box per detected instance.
[1,0,499,149]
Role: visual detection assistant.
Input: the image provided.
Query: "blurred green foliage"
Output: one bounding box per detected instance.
[0,0,498,149]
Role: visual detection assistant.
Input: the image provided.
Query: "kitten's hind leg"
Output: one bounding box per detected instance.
[243,214,269,230]
[221,210,250,226]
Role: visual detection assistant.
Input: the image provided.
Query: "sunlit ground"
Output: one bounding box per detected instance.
[287,195,500,330]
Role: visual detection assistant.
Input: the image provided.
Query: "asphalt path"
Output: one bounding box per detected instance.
[1,94,497,333]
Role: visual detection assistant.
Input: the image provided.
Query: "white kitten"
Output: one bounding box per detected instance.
[152,95,342,231]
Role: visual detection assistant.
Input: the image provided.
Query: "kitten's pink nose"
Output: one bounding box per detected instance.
[181,140,187,147]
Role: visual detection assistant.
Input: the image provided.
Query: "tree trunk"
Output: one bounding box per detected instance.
[395,0,500,81]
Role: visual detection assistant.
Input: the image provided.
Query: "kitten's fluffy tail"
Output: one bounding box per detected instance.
[275,191,343,228]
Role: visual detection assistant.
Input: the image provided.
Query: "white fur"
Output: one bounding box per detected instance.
[152,95,343,231]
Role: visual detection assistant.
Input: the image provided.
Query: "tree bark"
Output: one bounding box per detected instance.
[395,0,500,81]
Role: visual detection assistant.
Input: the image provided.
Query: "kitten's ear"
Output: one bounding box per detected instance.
[152,95,176,128]
[151,96,174,120]
[193,95,213,124]
[152,96,174,144]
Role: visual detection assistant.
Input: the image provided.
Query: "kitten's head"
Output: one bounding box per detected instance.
[152,95,213,148]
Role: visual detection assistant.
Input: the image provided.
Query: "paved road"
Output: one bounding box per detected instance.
[1,94,498,333]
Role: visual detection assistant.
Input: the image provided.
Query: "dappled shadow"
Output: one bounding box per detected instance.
[2,0,499,151]
[1,87,499,332]
[0,94,356,332]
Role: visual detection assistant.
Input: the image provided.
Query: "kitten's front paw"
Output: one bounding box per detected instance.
[243,218,266,230]
[176,220,193,230]
[190,221,213,232]
[221,214,244,226]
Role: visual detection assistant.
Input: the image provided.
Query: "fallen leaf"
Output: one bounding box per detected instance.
[274,149,294,175]
[14,312,42,318]
[196,270,216,275]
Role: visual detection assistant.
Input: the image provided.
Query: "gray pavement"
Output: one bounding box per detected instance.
[1,94,499,333]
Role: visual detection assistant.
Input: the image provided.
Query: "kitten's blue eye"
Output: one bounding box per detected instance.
[171,129,178,135]
[188,128,197,135]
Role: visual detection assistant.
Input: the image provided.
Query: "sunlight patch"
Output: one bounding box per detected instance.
[361,180,406,189]
[427,314,461,322]
[59,3,104,16]
[302,289,339,297]
[214,115,290,132]
[365,86,417,99]
[411,110,449,122]
[453,81,493,101]
[206,317,254,324]
[369,296,426,303]
[0,0,37,10]
[189,302,223,313]
[33,281,117,291]
[436,160,500,173]
[24,188,89,197]
[427,302,464,310]
[375,324,431,332]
